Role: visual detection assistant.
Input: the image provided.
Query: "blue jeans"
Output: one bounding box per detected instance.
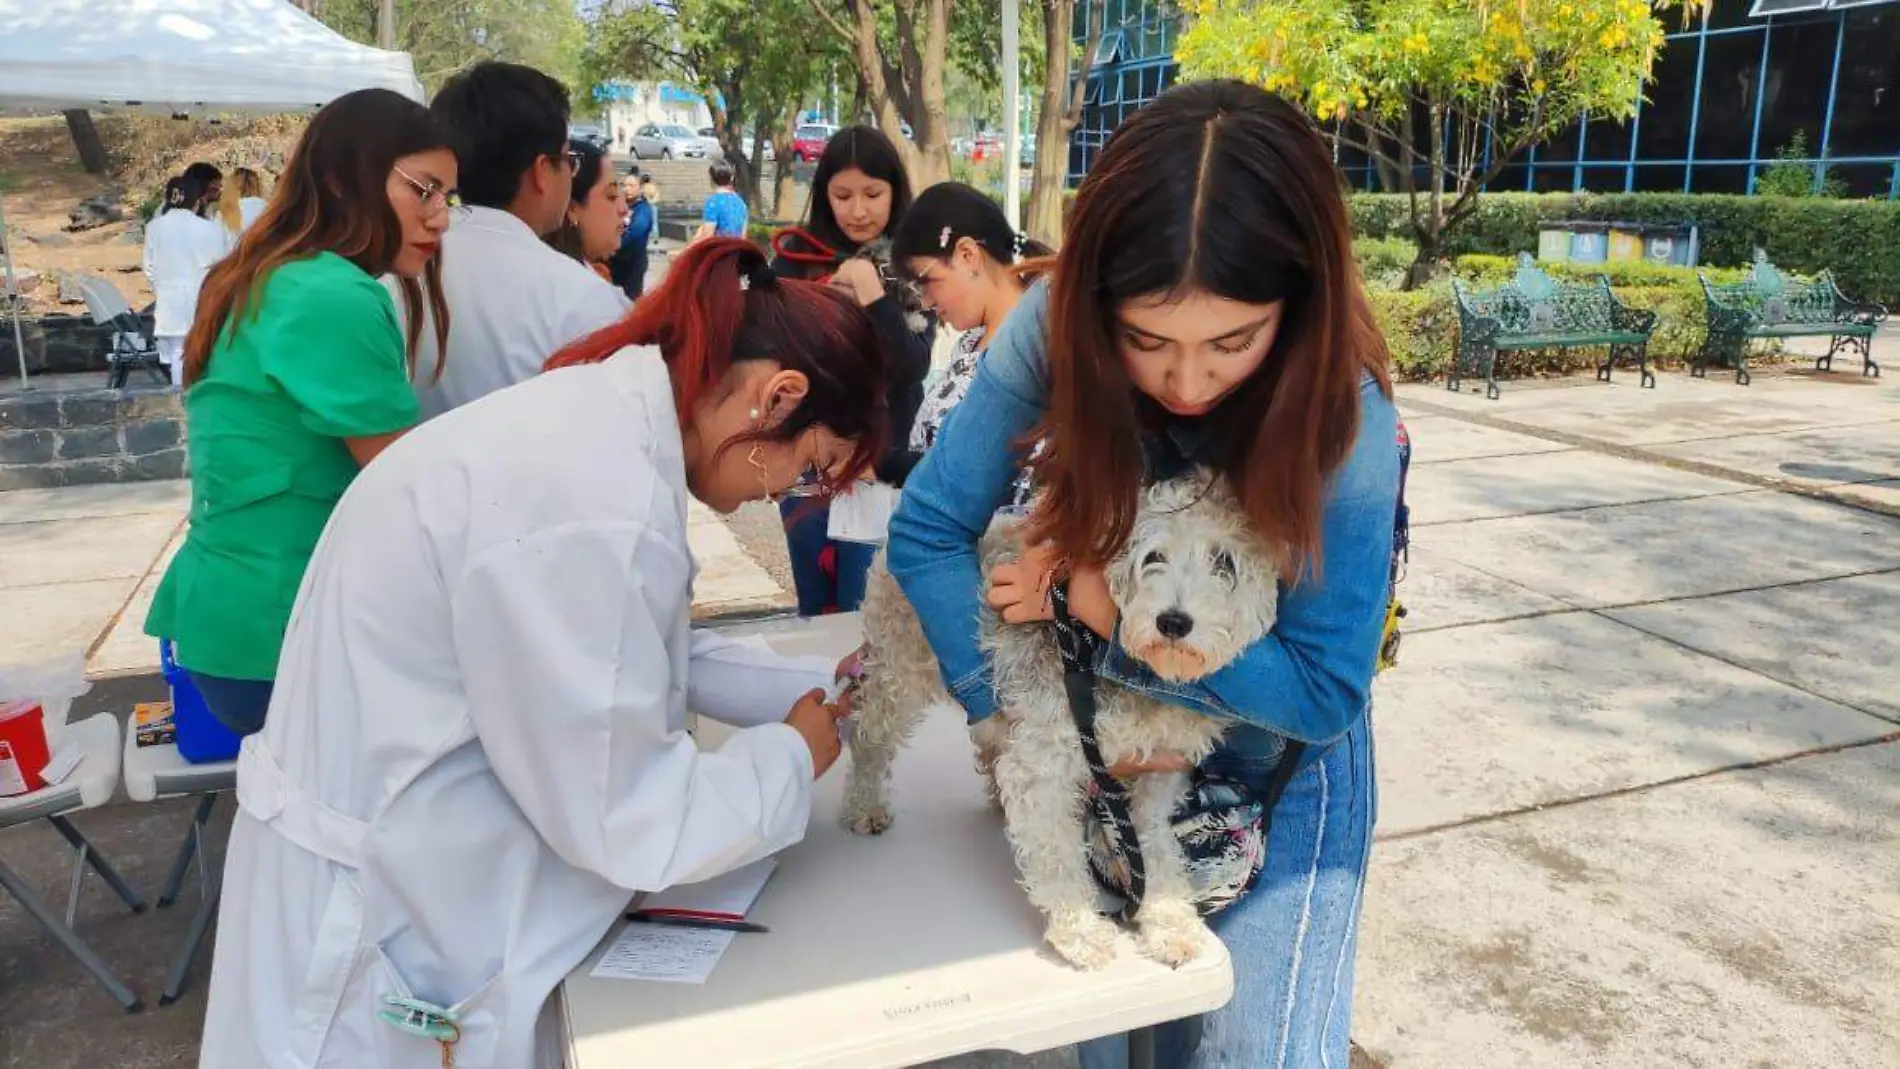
[779,498,877,616]
[1079,712,1377,1069]
[184,670,274,737]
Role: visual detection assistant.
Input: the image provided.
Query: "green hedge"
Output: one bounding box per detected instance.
[1349,193,1900,306]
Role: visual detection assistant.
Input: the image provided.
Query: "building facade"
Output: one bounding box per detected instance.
[1070,0,1900,198]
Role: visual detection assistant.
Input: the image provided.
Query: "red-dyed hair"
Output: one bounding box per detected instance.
[546,237,889,494]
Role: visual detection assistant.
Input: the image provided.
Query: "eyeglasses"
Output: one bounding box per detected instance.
[563,150,583,172]
[393,165,461,219]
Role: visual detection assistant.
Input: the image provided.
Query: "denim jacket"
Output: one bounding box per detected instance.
[885,282,1399,765]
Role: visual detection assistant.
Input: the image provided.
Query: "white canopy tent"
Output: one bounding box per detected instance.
[0,0,427,386]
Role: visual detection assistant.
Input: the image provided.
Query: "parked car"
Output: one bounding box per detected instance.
[568,123,610,152]
[739,129,776,162]
[629,123,709,161]
[694,126,731,160]
[789,123,836,163]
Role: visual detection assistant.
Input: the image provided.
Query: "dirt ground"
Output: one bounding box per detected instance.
[1,115,302,316]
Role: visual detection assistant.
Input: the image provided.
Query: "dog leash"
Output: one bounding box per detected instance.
[1049,579,1147,922]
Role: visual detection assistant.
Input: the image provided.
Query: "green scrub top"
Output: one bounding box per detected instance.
[145,251,420,680]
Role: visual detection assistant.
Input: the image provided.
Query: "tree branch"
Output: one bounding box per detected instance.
[1064,0,1107,128]
[805,0,856,47]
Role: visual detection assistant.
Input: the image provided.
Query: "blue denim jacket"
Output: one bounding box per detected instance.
[885,282,1399,764]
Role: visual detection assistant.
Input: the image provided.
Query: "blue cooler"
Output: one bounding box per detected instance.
[160,640,243,764]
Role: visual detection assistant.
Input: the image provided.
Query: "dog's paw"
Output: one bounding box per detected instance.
[1045,910,1120,970]
[1136,901,1210,968]
[842,805,894,836]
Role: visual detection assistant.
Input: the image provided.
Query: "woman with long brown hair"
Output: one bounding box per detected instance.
[143,87,455,737]
[886,80,1399,1067]
[197,238,885,1068]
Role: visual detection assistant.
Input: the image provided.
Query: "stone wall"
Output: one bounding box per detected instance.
[0,313,134,376]
[0,386,185,490]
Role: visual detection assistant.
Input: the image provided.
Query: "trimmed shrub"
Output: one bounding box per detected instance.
[1348,192,1900,305]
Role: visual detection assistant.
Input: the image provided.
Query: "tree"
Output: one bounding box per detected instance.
[585,0,838,213]
[63,110,110,176]
[1754,131,1846,198]
[807,0,956,186]
[315,0,586,89]
[1023,0,1103,247]
[1177,0,1688,285]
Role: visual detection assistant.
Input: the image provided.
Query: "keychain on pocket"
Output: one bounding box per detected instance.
[378,995,461,1068]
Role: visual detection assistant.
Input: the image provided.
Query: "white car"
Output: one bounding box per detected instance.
[630,123,709,161]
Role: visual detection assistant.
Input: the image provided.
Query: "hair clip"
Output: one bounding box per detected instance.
[739,273,751,292]
[1012,231,1026,261]
[939,226,952,249]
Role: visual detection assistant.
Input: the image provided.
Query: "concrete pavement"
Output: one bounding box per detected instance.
[3,363,1898,1068]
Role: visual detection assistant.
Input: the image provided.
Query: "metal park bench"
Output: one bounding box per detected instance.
[1452,253,1659,400]
[1696,252,1886,386]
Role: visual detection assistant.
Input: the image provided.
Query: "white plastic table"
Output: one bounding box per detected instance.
[559,612,1233,1069]
[120,730,237,1005]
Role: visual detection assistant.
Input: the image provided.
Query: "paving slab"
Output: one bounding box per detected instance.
[1407,450,1743,527]
[0,511,181,590]
[1370,612,1891,835]
[1397,548,1571,633]
[1355,741,1900,1069]
[0,480,188,525]
[1645,421,1900,489]
[1605,569,1900,724]
[1833,478,1900,510]
[1407,420,1572,465]
[87,529,184,678]
[1424,490,1900,609]
[0,578,137,669]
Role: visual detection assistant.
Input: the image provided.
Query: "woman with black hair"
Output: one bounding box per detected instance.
[546,139,630,281]
[770,125,933,615]
[141,172,231,388]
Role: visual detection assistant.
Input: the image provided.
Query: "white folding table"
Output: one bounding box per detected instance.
[120,729,237,1005]
[559,612,1233,1069]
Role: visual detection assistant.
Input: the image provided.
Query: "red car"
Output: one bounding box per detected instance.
[790,123,836,162]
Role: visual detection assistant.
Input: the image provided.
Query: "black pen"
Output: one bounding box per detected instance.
[625,913,770,934]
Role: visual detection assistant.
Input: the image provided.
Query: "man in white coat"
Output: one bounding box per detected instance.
[142,174,232,387]
[198,238,889,1068]
[403,61,630,419]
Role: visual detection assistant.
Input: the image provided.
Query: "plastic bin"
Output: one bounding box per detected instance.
[1642,224,1700,267]
[1568,223,1609,264]
[0,702,50,796]
[160,640,243,764]
[1536,223,1573,263]
[1607,222,1646,263]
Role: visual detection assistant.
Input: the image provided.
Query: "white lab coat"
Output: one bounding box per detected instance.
[239,196,268,232]
[201,347,836,1069]
[399,205,630,421]
[141,207,231,339]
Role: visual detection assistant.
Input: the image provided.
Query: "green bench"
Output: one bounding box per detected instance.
[1697,252,1886,386]
[1451,254,1659,400]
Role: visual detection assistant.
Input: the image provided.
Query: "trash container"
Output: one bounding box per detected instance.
[1568,223,1609,264]
[1642,223,1700,267]
[1607,222,1646,263]
[1536,223,1573,263]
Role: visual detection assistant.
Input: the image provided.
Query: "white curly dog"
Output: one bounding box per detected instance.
[842,472,1281,970]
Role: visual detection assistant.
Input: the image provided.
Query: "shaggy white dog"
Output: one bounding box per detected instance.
[842,473,1281,969]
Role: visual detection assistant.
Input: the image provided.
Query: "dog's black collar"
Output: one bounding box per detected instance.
[1051,580,1147,921]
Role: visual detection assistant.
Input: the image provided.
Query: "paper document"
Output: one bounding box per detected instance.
[634,858,776,921]
[826,481,898,545]
[589,925,735,984]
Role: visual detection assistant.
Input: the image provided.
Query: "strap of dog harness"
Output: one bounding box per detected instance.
[1049,580,1147,921]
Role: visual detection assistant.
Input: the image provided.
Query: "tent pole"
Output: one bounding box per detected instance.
[0,194,29,390]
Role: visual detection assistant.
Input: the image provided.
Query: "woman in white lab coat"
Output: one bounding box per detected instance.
[200,236,890,1069]
[141,174,231,388]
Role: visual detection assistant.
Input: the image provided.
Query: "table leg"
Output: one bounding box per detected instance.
[0,856,143,1012]
[159,794,219,907]
[160,869,222,1006]
[1128,1025,1157,1069]
[46,814,147,911]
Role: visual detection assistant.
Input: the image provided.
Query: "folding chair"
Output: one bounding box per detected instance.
[121,727,236,1005]
[0,712,147,1011]
[74,273,167,390]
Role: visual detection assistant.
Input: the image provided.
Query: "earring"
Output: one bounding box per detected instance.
[748,443,771,496]
[967,269,978,280]
[749,407,760,421]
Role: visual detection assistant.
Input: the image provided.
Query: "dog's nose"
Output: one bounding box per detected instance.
[1155,609,1194,640]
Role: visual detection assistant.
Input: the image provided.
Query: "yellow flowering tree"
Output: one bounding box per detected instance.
[1178,0,1691,284]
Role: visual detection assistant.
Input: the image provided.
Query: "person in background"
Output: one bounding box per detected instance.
[693,161,748,242]
[196,239,887,1068]
[401,60,627,420]
[609,169,655,301]
[142,173,231,388]
[216,166,268,236]
[769,125,932,615]
[890,180,1048,503]
[887,80,1397,1069]
[183,162,223,219]
[545,139,629,282]
[143,88,455,737]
